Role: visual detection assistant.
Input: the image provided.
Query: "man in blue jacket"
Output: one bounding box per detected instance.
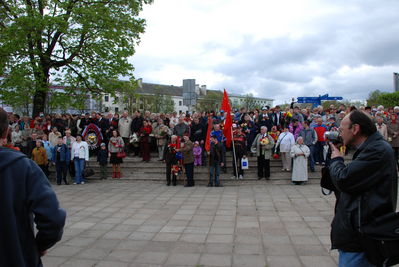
[0,108,66,267]
[52,136,70,185]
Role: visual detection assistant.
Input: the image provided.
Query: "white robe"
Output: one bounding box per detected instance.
[290,144,310,182]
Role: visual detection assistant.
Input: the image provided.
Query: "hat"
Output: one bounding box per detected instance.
[261,106,268,111]
[220,110,225,113]
[232,123,237,128]
[101,143,106,147]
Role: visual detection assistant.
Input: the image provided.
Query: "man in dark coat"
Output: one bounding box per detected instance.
[0,108,66,267]
[208,135,225,187]
[131,110,144,156]
[329,110,398,266]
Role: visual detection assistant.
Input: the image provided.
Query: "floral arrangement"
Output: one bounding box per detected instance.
[269,131,280,141]
[171,164,182,175]
[260,137,269,145]
[240,123,248,132]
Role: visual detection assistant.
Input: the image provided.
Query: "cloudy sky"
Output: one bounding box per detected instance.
[131,0,399,104]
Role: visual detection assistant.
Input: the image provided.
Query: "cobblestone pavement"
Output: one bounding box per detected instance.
[43,180,340,267]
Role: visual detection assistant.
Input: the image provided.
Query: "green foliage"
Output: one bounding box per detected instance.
[145,94,176,113]
[367,90,383,107]
[196,91,223,112]
[377,91,399,108]
[0,0,152,116]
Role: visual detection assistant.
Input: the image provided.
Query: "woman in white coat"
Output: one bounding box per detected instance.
[276,127,295,171]
[70,135,89,184]
[290,136,310,185]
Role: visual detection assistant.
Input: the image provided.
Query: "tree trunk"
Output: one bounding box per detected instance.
[32,89,47,118]
[32,68,50,117]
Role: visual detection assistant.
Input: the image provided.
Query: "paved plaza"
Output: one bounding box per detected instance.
[43,180,341,267]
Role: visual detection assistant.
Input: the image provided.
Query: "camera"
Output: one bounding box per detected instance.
[324,131,343,145]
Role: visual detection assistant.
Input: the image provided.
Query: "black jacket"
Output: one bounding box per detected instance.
[97,149,108,165]
[131,116,144,133]
[209,142,225,165]
[190,122,205,142]
[0,147,66,267]
[329,132,398,252]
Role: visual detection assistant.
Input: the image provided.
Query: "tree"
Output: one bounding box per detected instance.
[367,90,383,107]
[196,91,223,112]
[0,0,152,117]
[377,92,399,108]
[243,93,257,111]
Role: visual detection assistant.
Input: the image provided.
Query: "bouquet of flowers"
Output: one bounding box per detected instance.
[240,123,248,132]
[269,131,280,141]
[260,137,269,145]
[171,165,182,175]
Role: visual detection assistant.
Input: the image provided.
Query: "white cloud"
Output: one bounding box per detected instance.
[131,0,399,105]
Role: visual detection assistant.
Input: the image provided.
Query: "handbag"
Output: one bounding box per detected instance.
[358,197,399,266]
[83,162,95,178]
[117,151,126,158]
[320,167,337,195]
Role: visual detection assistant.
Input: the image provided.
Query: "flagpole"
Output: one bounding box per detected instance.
[231,126,238,179]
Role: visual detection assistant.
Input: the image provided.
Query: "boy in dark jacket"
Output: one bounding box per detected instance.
[51,136,70,185]
[97,143,108,179]
[208,135,225,187]
[0,108,66,267]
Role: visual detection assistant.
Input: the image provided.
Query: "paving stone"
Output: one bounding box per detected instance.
[165,253,201,266]
[206,234,234,243]
[180,233,207,243]
[267,256,302,267]
[199,253,232,267]
[127,231,156,241]
[153,232,181,242]
[232,254,266,267]
[51,182,352,267]
[60,258,97,267]
[300,255,337,267]
[95,261,129,267]
[105,249,139,262]
[233,243,263,255]
[133,251,169,264]
[41,256,67,266]
[203,243,234,254]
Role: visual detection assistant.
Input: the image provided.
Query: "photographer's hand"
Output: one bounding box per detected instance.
[329,142,343,159]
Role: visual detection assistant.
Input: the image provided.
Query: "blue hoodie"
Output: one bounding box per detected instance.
[0,147,66,267]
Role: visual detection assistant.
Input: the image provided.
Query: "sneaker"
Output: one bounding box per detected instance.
[239,175,243,179]
[207,184,213,187]
[73,182,77,185]
[81,181,85,185]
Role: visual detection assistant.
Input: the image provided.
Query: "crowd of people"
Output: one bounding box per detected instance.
[2,103,399,186]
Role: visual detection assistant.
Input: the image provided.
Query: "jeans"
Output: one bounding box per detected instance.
[74,157,85,184]
[338,250,374,267]
[209,163,221,185]
[308,145,315,171]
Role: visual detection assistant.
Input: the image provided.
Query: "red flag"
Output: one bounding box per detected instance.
[221,89,232,148]
[205,114,213,152]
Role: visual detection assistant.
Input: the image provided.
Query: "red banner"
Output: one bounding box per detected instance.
[221,89,232,148]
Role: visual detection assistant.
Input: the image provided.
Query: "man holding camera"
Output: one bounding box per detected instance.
[328,110,397,266]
